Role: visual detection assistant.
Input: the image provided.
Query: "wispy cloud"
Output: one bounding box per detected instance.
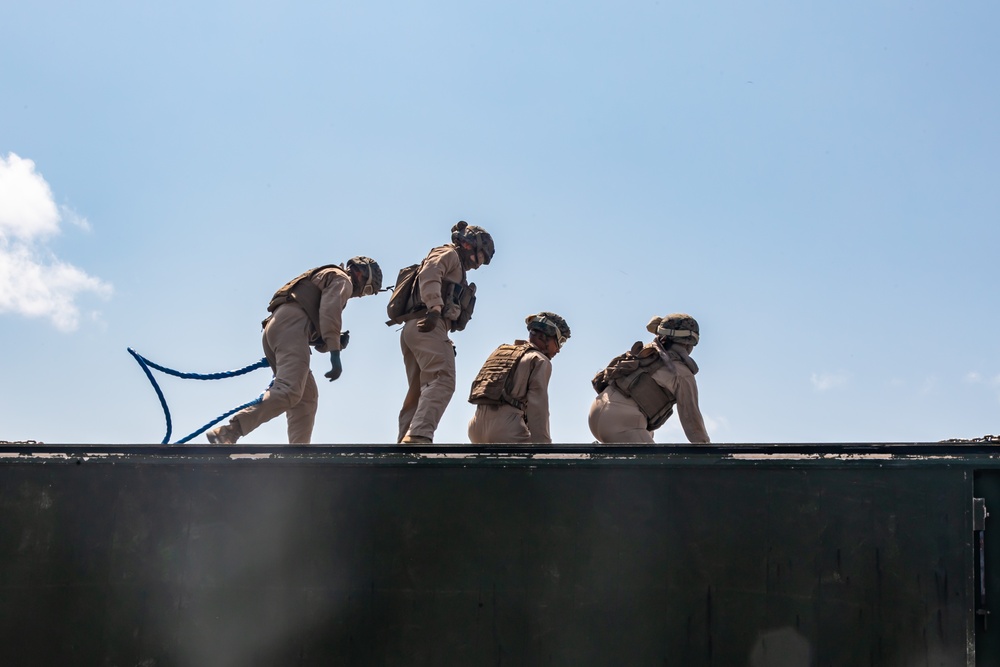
[810,371,850,391]
[656,413,728,442]
[0,153,111,331]
[965,371,1000,387]
[965,370,1000,404]
[704,414,728,438]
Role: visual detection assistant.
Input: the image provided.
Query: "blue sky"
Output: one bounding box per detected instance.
[2,1,997,445]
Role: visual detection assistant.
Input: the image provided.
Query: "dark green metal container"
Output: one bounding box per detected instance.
[0,443,996,666]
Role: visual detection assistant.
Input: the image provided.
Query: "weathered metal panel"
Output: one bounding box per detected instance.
[0,444,988,666]
[974,470,1000,662]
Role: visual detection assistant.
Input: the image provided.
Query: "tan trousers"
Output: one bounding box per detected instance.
[468,404,531,444]
[588,389,654,444]
[397,317,456,442]
[229,305,319,444]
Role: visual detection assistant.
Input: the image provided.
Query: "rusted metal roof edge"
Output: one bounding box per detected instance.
[0,442,998,468]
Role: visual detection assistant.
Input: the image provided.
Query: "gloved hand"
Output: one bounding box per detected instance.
[324,350,343,382]
[339,330,350,350]
[417,310,441,333]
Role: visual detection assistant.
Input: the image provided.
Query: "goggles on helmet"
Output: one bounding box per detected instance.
[360,271,376,296]
[349,259,377,296]
[467,232,494,265]
[656,325,698,344]
[533,315,567,348]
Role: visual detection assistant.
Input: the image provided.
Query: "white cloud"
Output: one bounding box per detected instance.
[810,371,850,391]
[704,414,728,435]
[0,153,112,332]
[0,153,61,241]
[59,205,92,232]
[966,371,983,383]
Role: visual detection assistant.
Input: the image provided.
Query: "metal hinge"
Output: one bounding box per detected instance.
[975,498,988,531]
[975,497,989,628]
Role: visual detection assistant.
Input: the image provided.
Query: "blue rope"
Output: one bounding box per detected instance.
[127,348,272,444]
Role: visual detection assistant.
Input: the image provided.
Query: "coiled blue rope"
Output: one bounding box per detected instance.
[127,347,272,444]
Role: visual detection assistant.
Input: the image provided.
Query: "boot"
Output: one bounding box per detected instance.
[206,423,239,445]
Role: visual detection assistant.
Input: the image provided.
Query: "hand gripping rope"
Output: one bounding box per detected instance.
[127,347,273,444]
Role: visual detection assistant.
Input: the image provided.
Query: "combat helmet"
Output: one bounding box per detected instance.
[346,256,382,297]
[526,311,571,348]
[451,220,495,266]
[646,313,700,346]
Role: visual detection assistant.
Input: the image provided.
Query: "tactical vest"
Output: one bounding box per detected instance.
[593,343,676,430]
[407,245,477,332]
[267,264,347,347]
[468,342,531,410]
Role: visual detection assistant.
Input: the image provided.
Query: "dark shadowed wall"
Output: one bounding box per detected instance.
[0,444,991,666]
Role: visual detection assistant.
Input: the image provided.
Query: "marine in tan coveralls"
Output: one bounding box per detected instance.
[206,257,382,445]
[589,313,710,444]
[397,221,495,444]
[467,312,571,444]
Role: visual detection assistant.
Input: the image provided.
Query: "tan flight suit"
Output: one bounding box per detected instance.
[397,244,466,442]
[588,343,710,444]
[468,342,553,444]
[226,267,353,444]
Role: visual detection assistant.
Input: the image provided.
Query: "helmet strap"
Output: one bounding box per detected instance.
[349,264,374,297]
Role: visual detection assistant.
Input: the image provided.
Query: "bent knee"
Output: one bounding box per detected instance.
[267,378,308,409]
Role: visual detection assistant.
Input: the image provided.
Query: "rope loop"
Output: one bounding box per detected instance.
[127,348,272,444]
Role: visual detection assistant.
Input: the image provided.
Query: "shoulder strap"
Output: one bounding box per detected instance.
[500,342,531,410]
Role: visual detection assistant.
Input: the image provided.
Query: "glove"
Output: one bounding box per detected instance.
[324,350,343,382]
[417,310,441,333]
[339,330,350,350]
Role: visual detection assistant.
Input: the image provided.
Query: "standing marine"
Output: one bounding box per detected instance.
[390,221,495,444]
[206,257,382,445]
[588,313,710,444]
[467,311,571,444]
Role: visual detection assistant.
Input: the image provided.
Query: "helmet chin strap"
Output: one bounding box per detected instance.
[532,316,566,348]
[360,266,375,296]
[460,244,479,270]
[350,265,375,297]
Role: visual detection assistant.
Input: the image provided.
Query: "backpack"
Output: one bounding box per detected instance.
[591,341,644,393]
[592,342,676,430]
[385,263,423,326]
[469,342,531,410]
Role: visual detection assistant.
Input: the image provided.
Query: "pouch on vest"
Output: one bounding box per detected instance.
[614,368,676,430]
[447,281,477,332]
[469,342,529,410]
[385,263,424,326]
